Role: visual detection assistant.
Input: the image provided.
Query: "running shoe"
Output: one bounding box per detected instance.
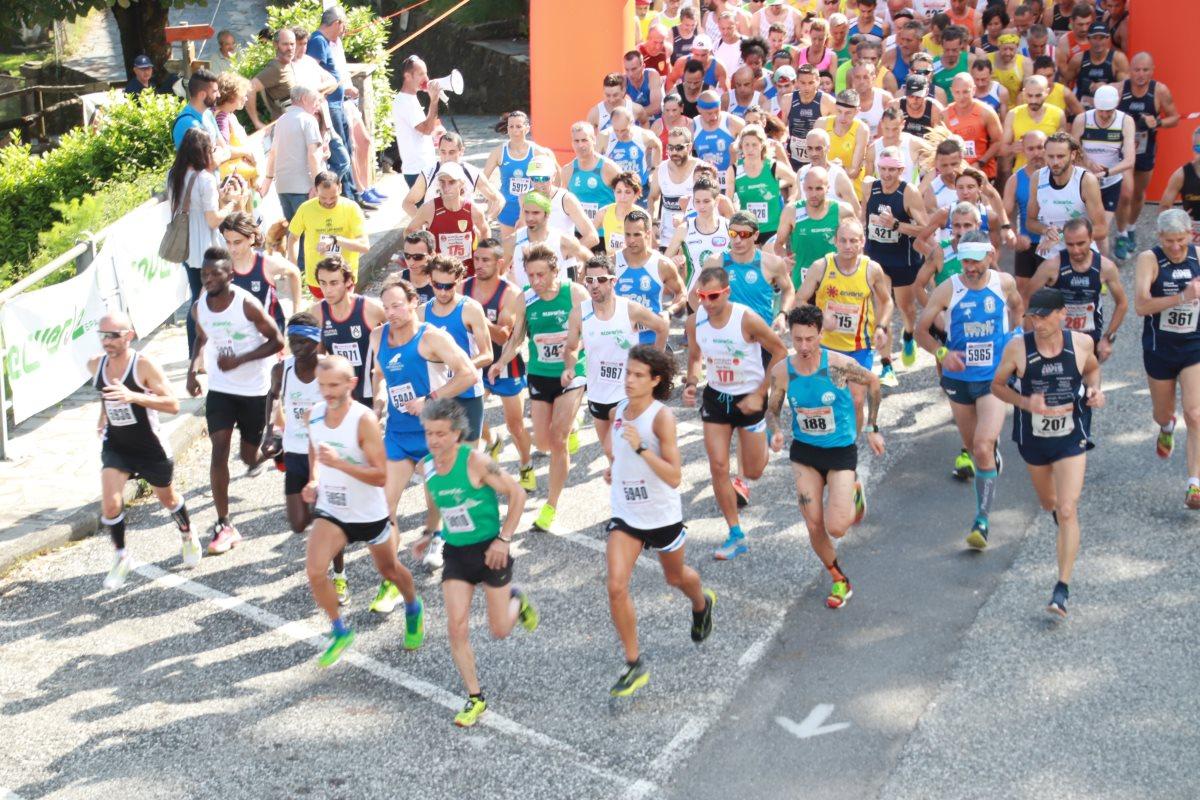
[1187,485,1200,511]
[519,464,537,491]
[368,187,389,200]
[731,476,751,508]
[318,627,355,668]
[485,433,504,461]
[103,553,132,590]
[333,575,350,606]
[532,504,556,532]
[691,588,716,642]
[246,458,268,478]
[404,596,426,650]
[567,428,580,455]
[362,188,385,205]
[826,579,853,609]
[207,522,242,555]
[369,580,402,614]
[853,481,866,525]
[610,659,649,697]
[422,533,445,569]
[880,363,898,387]
[1113,235,1131,261]
[454,695,487,728]
[1046,583,1069,618]
[901,335,917,367]
[953,449,975,481]
[713,532,748,561]
[513,587,539,632]
[181,533,202,568]
[965,520,989,550]
[1157,417,1176,459]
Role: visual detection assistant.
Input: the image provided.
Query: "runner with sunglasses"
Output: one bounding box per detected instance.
[565,255,669,450]
[505,192,593,288]
[398,230,436,304]
[649,126,700,252]
[92,311,198,590]
[614,209,686,345]
[666,177,730,299]
[684,266,787,560]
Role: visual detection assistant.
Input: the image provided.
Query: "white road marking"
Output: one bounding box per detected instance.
[1,789,27,800]
[132,560,652,794]
[775,704,852,739]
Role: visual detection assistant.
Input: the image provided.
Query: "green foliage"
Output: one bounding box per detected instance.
[0,90,180,282]
[11,0,207,28]
[232,0,393,146]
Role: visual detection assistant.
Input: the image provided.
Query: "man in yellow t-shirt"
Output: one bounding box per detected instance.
[286,171,369,296]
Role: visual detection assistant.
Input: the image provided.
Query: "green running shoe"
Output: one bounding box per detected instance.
[826,579,853,609]
[333,576,350,607]
[853,481,866,525]
[318,627,355,668]
[610,659,650,697]
[533,503,556,532]
[404,596,426,650]
[369,580,401,614]
[966,520,989,550]
[454,695,487,727]
[519,464,537,491]
[485,433,504,461]
[513,587,539,632]
[901,335,917,367]
[953,448,975,481]
[567,428,580,455]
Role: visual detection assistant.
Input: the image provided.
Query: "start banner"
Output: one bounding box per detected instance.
[103,201,192,339]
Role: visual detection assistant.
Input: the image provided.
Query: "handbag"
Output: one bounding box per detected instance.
[159,171,198,264]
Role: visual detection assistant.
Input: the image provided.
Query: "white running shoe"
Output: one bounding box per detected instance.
[422,534,445,570]
[103,554,132,589]
[181,534,202,567]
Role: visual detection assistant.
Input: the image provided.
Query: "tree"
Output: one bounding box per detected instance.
[12,0,208,80]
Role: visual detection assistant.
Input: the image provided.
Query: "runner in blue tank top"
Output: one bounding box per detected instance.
[916,233,1022,551]
[698,212,794,337]
[766,304,885,611]
[692,92,742,190]
[992,287,1106,618]
[1133,210,1200,509]
[614,210,686,345]
[368,276,479,606]
[483,111,552,235]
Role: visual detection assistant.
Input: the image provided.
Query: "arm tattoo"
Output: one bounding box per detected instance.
[485,459,503,477]
[798,492,812,507]
[828,362,874,388]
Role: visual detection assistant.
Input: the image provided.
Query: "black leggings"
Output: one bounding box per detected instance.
[185,265,203,359]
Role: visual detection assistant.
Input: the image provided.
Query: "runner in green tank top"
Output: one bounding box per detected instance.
[415,399,538,729]
[727,126,795,241]
[776,166,853,295]
[525,282,586,378]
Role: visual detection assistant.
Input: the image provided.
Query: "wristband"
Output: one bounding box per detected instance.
[1000,223,1013,229]
[935,345,948,363]
[635,444,648,456]
[868,424,881,433]
[498,535,512,544]
[428,389,439,400]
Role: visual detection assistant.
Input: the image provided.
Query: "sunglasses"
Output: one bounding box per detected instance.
[432,280,457,291]
[667,144,690,152]
[584,275,614,285]
[697,288,729,301]
[530,175,552,183]
[403,252,428,261]
[728,228,757,240]
[98,330,128,340]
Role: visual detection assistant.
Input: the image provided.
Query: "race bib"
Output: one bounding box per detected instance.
[965,340,994,367]
[796,405,835,436]
[962,139,977,159]
[325,484,349,507]
[331,341,362,366]
[105,400,136,427]
[598,360,624,383]
[580,201,599,218]
[828,301,862,334]
[1135,130,1149,155]
[438,232,472,259]
[620,479,651,505]
[607,232,625,252]
[442,503,476,533]
[1032,406,1074,438]
[388,381,417,411]
[533,331,567,363]
[216,338,236,361]
[1064,303,1095,332]
[1162,300,1200,334]
[747,201,769,223]
[789,136,808,162]
[289,402,310,422]
[508,176,532,196]
[868,214,899,244]
[708,355,743,386]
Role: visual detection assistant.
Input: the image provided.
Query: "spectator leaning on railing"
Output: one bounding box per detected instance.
[168,128,246,357]
[248,28,297,130]
[261,84,325,223]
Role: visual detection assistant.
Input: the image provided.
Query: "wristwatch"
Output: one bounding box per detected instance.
[1104,331,1118,344]
[635,444,648,456]
[868,424,881,433]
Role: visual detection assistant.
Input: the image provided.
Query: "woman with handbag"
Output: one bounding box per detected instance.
[166,128,244,356]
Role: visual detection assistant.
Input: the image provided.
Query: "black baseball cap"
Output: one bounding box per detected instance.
[1027,288,1066,316]
[1087,22,1111,37]
[905,74,929,96]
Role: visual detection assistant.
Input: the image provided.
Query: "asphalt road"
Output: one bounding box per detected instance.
[2,215,1198,799]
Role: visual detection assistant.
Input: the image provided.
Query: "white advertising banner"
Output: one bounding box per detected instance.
[1,266,105,424]
[104,201,192,339]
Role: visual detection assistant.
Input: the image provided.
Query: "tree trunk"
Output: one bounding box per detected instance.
[110,0,171,82]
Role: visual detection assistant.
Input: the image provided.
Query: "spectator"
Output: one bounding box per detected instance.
[172,69,229,167]
[291,27,338,97]
[286,171,369,296]
[167,128,242,356]
[261,85,324,222]
[393,55,441,187]
[247,28,296,130]
[214,72,259,187]
[125,54,158,96]
[307,8,354,168]
[209,30,237,76]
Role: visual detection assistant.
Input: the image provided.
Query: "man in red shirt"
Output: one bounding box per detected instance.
[640,24,672,77]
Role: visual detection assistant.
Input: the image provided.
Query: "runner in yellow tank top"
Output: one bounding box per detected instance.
[1010,93,1064,169]
[823,107,869,199]
[814,252,875,353]
[988,48,1026,100]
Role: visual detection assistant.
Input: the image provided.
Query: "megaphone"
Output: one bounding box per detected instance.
[431,68,464,96]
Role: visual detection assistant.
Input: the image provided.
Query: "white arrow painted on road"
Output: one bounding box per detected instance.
[775,704,851,739]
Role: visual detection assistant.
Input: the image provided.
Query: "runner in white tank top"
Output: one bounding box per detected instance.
[655,160,696,249]
[695,302,765,396]
[610,398,683,530]
[197,283,274,397]
[310,401,390,525]
[581,296,639,408]
[281,356,324,455]
[857,90,887,136]
[1033,165,1086,256]
[681,214,731,292]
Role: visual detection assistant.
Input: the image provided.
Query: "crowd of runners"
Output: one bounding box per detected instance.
[89,0,1200,728]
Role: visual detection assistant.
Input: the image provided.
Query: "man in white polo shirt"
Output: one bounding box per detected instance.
[392,55,444,187]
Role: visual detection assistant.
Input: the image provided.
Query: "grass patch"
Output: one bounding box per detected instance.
[425,0,526,27]
[0,48,49,77]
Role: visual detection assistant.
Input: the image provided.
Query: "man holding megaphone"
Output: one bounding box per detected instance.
[394,55,453,189]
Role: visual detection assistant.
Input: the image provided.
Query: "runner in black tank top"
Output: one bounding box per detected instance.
[787,91,826,169]
[94,352,171,464]
[464,275,526,380]
[1118,78,1158,172]
[902,96,934,137]
[1051,251,1105,342]
[319,294,374,404]
[232,253,285,331]
[1075,47,1115,107]
[1180,163,1200,224]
